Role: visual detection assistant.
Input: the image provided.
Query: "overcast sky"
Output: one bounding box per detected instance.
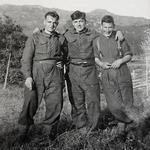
[0,0,150,19]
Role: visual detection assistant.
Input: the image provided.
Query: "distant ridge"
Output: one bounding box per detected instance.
[0,4,150,28]
[0,4,150,55]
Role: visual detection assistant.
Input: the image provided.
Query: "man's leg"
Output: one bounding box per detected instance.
[18,86,38,126]
[119,82,134,113]
[117,65,134,109]
[85,83,101,131]
[43,81,63,138]
[102,70,132,124]
[18,86,38,143]
[70,79,88,129]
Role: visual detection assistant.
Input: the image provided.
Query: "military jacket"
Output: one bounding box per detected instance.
[64,28,99,84]
[21,30,67,78]
[64,28,99,60]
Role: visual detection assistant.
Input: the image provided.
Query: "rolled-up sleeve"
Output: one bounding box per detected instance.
[121,40,133,56]
[93,38,101,59]
[21,36,35,79]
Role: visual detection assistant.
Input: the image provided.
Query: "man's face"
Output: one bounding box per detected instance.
[44,15,58,33]
[101,22,114,37]
[72,18,86,32]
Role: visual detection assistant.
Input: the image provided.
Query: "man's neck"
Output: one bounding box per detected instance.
[103,32,112,38]
[75,27,87,34]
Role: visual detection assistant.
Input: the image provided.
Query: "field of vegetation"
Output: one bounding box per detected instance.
[0,69,150,150]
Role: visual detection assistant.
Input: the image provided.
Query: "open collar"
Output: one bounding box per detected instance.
[42,30,59,38]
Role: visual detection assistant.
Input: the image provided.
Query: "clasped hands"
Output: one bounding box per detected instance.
[101,59,123,69]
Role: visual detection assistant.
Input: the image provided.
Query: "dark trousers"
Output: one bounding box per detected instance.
[101,66,133,123]
[18,86,38,126]
[18,63,63,130]
[68,77,101,131]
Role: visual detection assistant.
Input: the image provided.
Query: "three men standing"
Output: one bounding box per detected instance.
[18,10,127,140]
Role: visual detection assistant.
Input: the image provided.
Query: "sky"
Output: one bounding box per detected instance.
[0,0,150,19]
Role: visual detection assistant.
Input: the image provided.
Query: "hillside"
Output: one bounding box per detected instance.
[88,9,150,26]
[0,4,150,34]
[0,4,150,55]
[0,5,71,35]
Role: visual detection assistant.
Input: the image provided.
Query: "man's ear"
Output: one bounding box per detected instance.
[72,21,75,26]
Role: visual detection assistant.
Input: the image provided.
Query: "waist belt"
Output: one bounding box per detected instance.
[34,59,57,64]
[34,57,62,61]
[70,61,95,67]
[70,58,95,64]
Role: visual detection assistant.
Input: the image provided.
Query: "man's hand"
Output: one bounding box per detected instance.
[115,30,124,41]
[111,59,122,69]
[33,27,40,34]
[101,62,112,69]
[25,77,33,90]
[56,61,63,69]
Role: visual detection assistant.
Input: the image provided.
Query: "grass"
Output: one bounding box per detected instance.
[0,84,150,150]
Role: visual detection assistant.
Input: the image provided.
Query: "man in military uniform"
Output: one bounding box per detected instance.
[18,11,67,139]
[64,11,101,133]
[94,15,134,132]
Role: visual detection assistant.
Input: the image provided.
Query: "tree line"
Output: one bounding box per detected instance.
[0,15,27,86]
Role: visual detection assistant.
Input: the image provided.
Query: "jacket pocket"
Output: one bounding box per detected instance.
[36,39,48,53]
[68,37,77,43]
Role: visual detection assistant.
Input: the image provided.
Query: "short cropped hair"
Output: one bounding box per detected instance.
[101,15,115,25]
[71,10,86,20]
[44,11,59,21]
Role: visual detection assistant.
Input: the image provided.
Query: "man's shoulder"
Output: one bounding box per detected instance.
[32,29,43,40]
[63,28,72,37]
[88,29,98,34]
[87,29,101,40]
[58,34,66,44]
[63,28,75,42]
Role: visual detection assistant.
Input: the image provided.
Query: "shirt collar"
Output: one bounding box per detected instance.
[43,30,59,38]
[103,30,116,39]
[69,27,91,35]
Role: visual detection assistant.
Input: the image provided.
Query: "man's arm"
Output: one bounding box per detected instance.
[93,37,111,69]
[111,55,132,69]
[95,57,111,69]
[115,30,124,41]
[111,39,132,69]
[21,36,35,90]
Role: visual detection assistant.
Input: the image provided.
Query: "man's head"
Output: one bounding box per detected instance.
[44,11,59,33]
[101,15,115,37]
[71,10,86,33]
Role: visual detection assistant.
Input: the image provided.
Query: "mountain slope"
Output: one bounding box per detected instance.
[0,4,150,34]
[0,4,150,55]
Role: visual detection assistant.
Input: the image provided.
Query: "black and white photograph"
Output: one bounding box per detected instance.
[0,0,150,149]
